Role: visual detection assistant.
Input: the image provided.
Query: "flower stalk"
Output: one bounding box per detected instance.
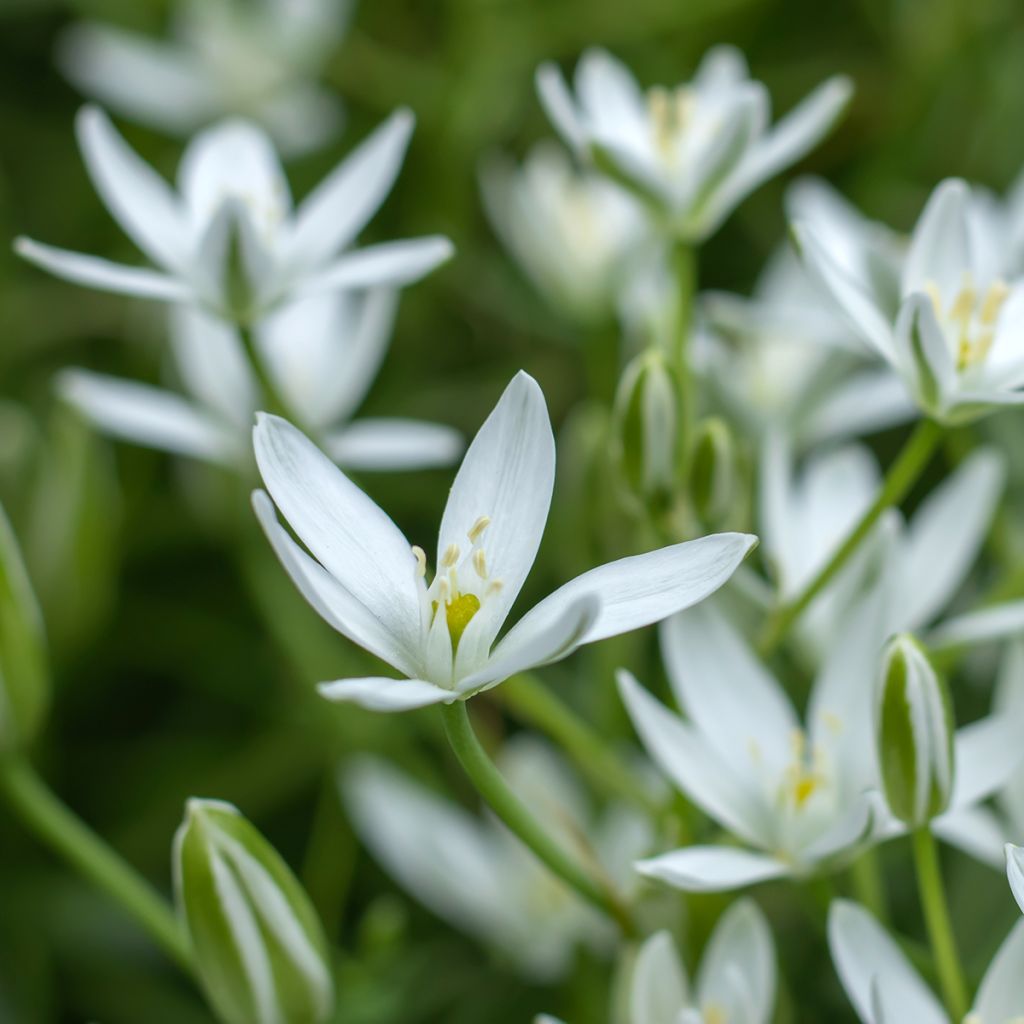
[440,700,636,936]
[758,418,943,656]
[0,757,192,973]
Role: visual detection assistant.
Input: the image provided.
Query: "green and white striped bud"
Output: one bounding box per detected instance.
[173,799,334,1024]
[613,349,680,500]
[689,417,736,525]
[876,634,954,827]
[0,504,49,753]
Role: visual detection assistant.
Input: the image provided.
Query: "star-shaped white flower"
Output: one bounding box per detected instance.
[537,46,852,241]
[795,178,1024,423]
[15,106,453,322]
[830,899,1024,1024]
[253,371,756,711]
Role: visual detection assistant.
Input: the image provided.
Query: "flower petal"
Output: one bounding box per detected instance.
[325,419,463,472]
[971,918,1024,1022]
[828,900,947,1024]
[59,369,237,463]
[631,931,689,1024]
[252,414,422,662]
[636,847,788,893]
[1007,844,1024,916]
[317,676,452,712]
[75,105,188,268]
[282,109,414,269]
[902,178,971,299]
[297,237,454,295]
[251,491,419,677]
[15,237,188,301]
[508,533,757,655]
[891,293,955,414]
[438,371,556,637]
[617,671,772,847]
[949,712,1024,810]
[932,805,1005,868]
[803,370,916,445]
[928,599,1024,651]
[535,62,586,154]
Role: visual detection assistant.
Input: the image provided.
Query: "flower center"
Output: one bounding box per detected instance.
[924,274,1010,372]
[647,85,694,162]
[780,729,826,811]
[704,1005,729,1024]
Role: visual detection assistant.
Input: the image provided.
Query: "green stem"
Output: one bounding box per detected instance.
[497,673,661,816]
[848,846,889,924]
[440,701,635,935]
[239,325,290,419]
[671,243,697,479]
[911,826,967,1021]
[0,758,192,974]
[758,419,943,657]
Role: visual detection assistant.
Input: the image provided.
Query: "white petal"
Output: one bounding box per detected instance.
[696,899,775,1024]
[297,236,454,295]
[438,371,555,637]
[693,45,749,88]
[891,294,955,413]
[251,491,419,677]
[949,712,1024,810]
[317,676,452,712]
[617,671,772,847]
[827,900,947,1024]
[75,105,188,268]
[59,369,237,463]
[660,602,798,783]
[252,414,422,661]
[902,179,971,298]
[897,449,1004,631]
[170,304,257,428]
[535,62,586,154]
[1006,844,1024,916]
[631,931,689,1024]
[929,600,1024,651]
[508,533,757,655]
[282,110,414,269]
[325,419,463,472]
[15,237,188,301]
[804,370,916,445]
[932,806,1006,868]
[636,847,788,893]
[971,918,1024,1022]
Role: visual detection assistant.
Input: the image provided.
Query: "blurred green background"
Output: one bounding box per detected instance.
[2,0,1024,1021]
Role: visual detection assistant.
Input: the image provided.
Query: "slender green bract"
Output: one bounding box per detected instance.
[758,418,943,656]
[911,826,967,1021]
[440,700,635,935]
[0,758,193,973]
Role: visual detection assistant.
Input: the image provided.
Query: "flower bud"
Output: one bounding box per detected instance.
[0,504,49,753]
[876,634,954,827]
[613,350,680,500]
[173,799,334,1024]
[688,417,736,525]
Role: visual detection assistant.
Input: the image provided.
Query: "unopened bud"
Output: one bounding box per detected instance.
[876,635,954,827]
[0,504,49,753]
[173,799,334,1024]
[689,417,736,525]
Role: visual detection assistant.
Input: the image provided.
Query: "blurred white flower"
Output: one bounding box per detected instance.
[829,899,1024,1024]
[620,595,1021,892]
[58,291,461,473]
[253,371,756,712]
[341,736,651,981]
[540,900,776,1024]
[480,142,647,323]
[795,178,1024,423]
[759,442,1005,661]
[58,0,352,156]
[537,46,851,241]
[16,106,452,321]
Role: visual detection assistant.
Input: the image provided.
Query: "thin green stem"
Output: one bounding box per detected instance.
[0,758,192,974]
[497,673,661,816]
[758,419,943,657]
[440,701,635,936]
[671,243,697,480]
[848,846,889,924]
[238,325,290,419]
[911,826,967,1021]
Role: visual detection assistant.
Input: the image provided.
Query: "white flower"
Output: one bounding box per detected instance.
[829,899,1024,1024]
[620,595,1021,892]
[480,142,648,323]
[536,46,851,241]
[253,371,756,712]
[57,0,352,156]
[759,441,1005,663]
[58,291,461,473]
[15,106,453,322]
[539,900,776,1024]
[341,736,652,981]
[794,178,1024,423]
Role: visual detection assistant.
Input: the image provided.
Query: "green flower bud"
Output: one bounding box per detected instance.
[689,417,736,525]
[613,350,680,500]
[876,634,954,827]
[0,504,49,753]
[173,799,334,1024]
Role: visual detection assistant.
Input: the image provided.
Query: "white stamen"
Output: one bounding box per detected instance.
[468,515,491,543]
[473,549,488,579]
[411,545,427,578]
[441,543,461,568]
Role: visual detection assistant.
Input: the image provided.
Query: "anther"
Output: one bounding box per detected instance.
[441,543,461,568]
[468,515,491,543]
[411,545,427,578]
[473,548,488,579]
[981,280,1010,324]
